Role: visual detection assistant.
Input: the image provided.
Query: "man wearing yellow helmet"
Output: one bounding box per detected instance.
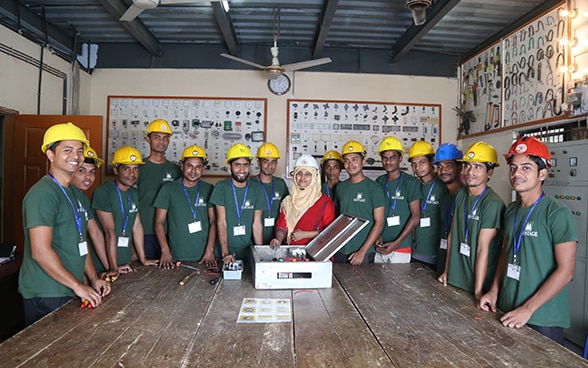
[153,145,217,268]
[19,123,110,325]
[138,119,182,260]
[320,150,343,200]
[210,143,264,264]
[438,141,505,301]
[254,142,289,244]
[408,140,449,270]
[334,141,386,265]
[92,146,158,276]
[374,136,422,264]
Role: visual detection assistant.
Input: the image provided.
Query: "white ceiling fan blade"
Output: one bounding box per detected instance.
[221,53,266,70]
[283,57,332,72]
[161,0,220,4]
[120,4,146,21]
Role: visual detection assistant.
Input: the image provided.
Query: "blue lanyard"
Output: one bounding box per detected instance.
[420,178,437,215]
[464,186,488,242]
[181,180,200,221]
[231,180,249,226]
[114,182,131,237]
[443,200,455,236]
[512,193,545,263]
[324,183,331,198]
[385,172,403,214]
[48,173,84,242]
[259,177,275,215]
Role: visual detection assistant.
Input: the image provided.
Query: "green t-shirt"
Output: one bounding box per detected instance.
[334,177,386,255]
[412,178,449,257]
[253,176,289,244]
[209,178,265,259]
[498,196,577,328]
[322,182,337,201]
[375,173,422,250]
[19,176,91,298]
[437,191,458,275]
[153,179,215,261]
[447,187,505,293]
[92,182,140,266]
[138,159,182,234]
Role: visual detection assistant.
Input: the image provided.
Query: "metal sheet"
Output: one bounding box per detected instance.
[305,213,370,262]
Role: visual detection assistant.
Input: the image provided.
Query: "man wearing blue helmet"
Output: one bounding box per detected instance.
[434,143,464,275]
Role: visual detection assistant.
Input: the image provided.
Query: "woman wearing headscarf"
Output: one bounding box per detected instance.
[270,155,335,248]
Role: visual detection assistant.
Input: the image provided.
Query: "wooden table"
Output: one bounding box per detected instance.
[0,263,586,367]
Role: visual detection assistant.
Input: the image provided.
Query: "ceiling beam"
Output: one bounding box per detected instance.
[463,0,563,60]
[0,0,74,54]
[313,0,339,58]
[390,0,461,63]
[211,2,238,55]
[97,0,161,56]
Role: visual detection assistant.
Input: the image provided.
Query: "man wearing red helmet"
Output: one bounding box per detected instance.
[478,136,577,345]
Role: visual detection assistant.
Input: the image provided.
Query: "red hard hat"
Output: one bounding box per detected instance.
[504,136,551,168]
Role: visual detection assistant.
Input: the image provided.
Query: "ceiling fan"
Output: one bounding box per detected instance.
[220,8,332,79]
[120,0,220,22]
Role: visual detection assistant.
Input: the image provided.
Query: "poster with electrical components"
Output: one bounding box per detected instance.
[286,99,441,178]
[459,42,502,136]
[107,96,267,176]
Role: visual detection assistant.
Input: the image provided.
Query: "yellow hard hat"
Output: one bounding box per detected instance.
[408,140,435,159]
[341,140,366,157]
[41,122,89,153]
[226,143,254,164]
[145,119,172,136]
[256,142,280,159]
[83,146,104,168]
[320,150,343,165]
[378,136,405,155]
[111,146,145,166]
[461,141,500,167]
[181,145,208,165]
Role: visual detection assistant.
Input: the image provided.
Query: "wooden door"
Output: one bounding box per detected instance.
[5,114,103,256]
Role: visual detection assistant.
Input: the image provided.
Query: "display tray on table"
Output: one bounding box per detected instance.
[251,213,369,289]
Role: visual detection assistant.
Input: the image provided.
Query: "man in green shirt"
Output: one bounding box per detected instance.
[438,141,505,300]
[374,136,421,264]
[254,142,289,244]
[138,119,182,259]
[19,122,110,325]
[334,141,386,265]
[409,140,449,270]
[93,146,157,276]
[479,136,576,345]
[154,145,217,268]
[210,143,264,264]
[434,143,464,275]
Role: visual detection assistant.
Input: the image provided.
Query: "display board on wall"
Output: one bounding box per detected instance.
[459,2,569,137]
[107,96,267,176]
[286,99,441,177]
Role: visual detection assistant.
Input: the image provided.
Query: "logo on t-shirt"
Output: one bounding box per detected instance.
[468,209,480,221]
[242,199,254,209]
[523,221,538,237]
[197,198,206,207]
[273,192,281,200]
[163,172,174,182]
[129,202,139,213]
[353,192,366,202]
[391,189,404,200]
[427,194,439,205]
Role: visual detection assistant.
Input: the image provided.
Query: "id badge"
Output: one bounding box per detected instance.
[507,263,521,281]
[439,238,448,250]
[420,217,431,227]
[233,225,246,236]
[188,221,202,234]
[264,217,275,227]
[459,242,470,257]
[78,241,88,256]
[387,216,400,226]
[118,236,130,248]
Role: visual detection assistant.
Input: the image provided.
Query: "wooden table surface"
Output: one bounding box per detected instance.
[0,262,586,368]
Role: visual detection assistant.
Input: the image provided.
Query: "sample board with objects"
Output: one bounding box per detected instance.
[286,99,441,177]
[107,96,267,176]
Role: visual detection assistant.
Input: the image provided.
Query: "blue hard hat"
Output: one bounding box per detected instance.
[434,143,463,164]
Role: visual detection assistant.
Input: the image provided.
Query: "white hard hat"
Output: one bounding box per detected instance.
[294,154,319,170]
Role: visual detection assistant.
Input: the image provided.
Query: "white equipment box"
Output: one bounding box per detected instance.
[251,213,369,289]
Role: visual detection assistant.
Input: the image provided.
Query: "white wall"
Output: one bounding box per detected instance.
[89,69,460,181]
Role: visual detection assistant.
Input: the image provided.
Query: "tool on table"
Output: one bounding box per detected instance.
[210,276,221,285]
[80,299,93,309]
[179,271,196,286]
[176,261,201,275]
